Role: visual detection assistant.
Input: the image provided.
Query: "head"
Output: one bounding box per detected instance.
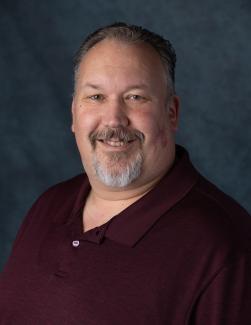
[71,22,179,190]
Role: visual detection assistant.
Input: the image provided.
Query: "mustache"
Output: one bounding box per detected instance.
[89,127,145,146]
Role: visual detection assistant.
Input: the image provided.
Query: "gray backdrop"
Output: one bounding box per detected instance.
[0,0,250,271]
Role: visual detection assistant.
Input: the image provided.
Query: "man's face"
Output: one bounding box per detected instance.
[71,39,179,189]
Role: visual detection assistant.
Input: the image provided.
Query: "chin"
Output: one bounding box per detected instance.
[92,152,144,188]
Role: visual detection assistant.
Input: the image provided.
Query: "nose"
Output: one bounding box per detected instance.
[102,98,129,128]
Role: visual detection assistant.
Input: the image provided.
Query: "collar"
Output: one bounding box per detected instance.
[66,145,199,247]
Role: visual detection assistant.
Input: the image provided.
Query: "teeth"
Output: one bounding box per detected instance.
[105,140,126,147]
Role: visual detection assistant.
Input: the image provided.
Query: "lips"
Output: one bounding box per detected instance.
[98,138,135,147]
[90,127,145,149]
[105,140,128,147]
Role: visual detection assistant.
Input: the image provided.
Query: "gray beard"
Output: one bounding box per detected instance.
[92,151,144,188]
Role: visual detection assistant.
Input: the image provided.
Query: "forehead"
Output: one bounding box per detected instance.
[82,38,162,62]
[76,39,167,86]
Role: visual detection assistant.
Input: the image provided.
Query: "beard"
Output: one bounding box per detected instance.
[90,126,145,188]
[92,150,144,187]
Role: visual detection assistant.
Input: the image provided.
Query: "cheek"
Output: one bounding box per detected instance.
[152,110,171,148]
[137,113,169,148]
[74,107,100,135]
[157,128,169,148]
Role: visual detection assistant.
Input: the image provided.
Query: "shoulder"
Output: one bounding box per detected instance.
[40,173,86,200]
[194,175,250,230]
[154,173,251,278]
[195,175,249,216]
[32,173,86,209]
[21,173,87,228]
[32,173,87,220]
[181,174,251,254]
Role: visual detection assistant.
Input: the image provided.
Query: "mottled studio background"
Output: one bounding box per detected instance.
[0,0,250,271]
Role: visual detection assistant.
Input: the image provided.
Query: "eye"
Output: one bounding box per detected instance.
[88,94,105,101]
[126,94,146,101]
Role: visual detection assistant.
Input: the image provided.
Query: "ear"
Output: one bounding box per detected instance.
[71,99,75,133]
[168,95,180,132]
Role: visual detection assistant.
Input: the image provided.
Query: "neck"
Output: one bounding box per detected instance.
[82,148,176,231]
[84,173,164,229]
[89,173,162,203]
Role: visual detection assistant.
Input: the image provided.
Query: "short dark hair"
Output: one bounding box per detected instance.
[73,22,177,94]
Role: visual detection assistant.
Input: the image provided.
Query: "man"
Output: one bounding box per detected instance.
[0,22,250,324]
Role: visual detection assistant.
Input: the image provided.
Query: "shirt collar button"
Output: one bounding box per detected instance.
[72,240,80,247]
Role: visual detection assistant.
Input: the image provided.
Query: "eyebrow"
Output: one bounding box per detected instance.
[81,83,150,91]
[82,83,104,90]
[125,84,149,91]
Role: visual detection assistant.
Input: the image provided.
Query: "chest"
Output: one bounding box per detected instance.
[0,232,198,325]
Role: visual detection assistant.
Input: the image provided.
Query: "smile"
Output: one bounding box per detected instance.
[97,139,136,150]
[106,140,127,147]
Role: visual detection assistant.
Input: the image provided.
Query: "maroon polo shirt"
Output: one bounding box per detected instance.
[0,145,251,324]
